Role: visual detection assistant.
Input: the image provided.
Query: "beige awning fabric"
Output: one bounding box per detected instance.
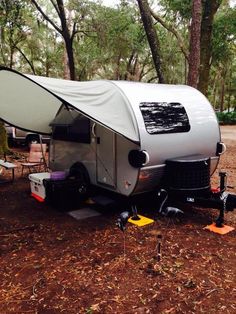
[0,68,139,142]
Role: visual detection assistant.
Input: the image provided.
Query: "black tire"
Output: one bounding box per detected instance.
[7,138,14,148]
[26,134,40,147]
[69,162,90,198]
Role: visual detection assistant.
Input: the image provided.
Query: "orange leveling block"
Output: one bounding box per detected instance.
[204,223,234,235]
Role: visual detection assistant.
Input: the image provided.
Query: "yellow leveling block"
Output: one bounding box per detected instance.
[204,223,235,235]
[128,215,154,227]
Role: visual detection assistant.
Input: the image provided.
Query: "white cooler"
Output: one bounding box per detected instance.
[29,172,51,202]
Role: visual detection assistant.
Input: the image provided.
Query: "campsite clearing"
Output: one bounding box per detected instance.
[0,125,236,314]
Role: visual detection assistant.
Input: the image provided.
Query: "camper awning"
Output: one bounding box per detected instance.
[0,67,139,142]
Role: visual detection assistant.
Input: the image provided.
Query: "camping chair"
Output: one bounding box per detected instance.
[21,143,47,176]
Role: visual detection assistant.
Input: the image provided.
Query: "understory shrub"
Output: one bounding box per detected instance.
[216,111,236,125]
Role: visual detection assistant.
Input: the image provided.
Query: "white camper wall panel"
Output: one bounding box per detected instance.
[50,125,140,196]
[49,140,97,184]
[113,81,221,175]
[116,134,140,196]
[96,125,116,187]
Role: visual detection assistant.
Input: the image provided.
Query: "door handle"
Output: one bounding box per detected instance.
[92,123,96,137]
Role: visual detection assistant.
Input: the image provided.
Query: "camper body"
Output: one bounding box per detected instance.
[48,81,221,197]
[1,67,236,226]
[0,68,226,199]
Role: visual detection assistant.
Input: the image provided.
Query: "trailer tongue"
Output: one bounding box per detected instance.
[155,154,236,228]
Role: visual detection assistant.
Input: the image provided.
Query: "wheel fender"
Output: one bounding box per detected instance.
[69,162,90,184]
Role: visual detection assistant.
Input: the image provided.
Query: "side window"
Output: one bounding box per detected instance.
[139,102,190,134]
[51,109,91,143]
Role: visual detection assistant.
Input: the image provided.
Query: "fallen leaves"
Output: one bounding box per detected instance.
[0,134,236,313]
[183,278,197,289]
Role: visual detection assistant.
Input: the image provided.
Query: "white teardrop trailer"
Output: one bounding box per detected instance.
[0,67,235,226]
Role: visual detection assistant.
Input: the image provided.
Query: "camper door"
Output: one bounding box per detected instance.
[95,125,116,188]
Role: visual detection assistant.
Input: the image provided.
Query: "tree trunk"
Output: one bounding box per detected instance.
[0,27,7,65]
[0,122,9,156]
[227,69,232,112]
[63,46,70,80]
[115,53,121,80]
[137,0,164,83]
[187,0,202,88]
[211,71,219,109]
[220,77,225,112]
[197,0,222,95]
[220,68,227,112]
[15,46,36,74]
[64,36,75,80]
[57,0,75,80]
[31,0,76,80]
[9,42,15,69]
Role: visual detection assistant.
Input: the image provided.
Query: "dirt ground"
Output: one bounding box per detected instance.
[0,125,235,314]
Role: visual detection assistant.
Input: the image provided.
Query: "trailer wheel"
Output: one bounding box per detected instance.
[69,162,90,198]
[26,134,39,147]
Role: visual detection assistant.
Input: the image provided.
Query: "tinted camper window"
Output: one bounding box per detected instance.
[52,116,91,143]
[140,102,190,134]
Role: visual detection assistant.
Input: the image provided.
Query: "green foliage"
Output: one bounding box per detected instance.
[158,28,186,84]
[0,0,27,67]
[159,0,192,20]
[212,6,236,64]
[0,0,234,95]
[216,111,236,125]
[73,2,150,80]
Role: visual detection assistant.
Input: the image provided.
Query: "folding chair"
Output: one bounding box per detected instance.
[21,143,47,176]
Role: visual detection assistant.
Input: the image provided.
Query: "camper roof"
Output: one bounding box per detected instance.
[0,67,204,143]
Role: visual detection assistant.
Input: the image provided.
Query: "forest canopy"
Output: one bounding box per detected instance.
[0,0,235,111]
